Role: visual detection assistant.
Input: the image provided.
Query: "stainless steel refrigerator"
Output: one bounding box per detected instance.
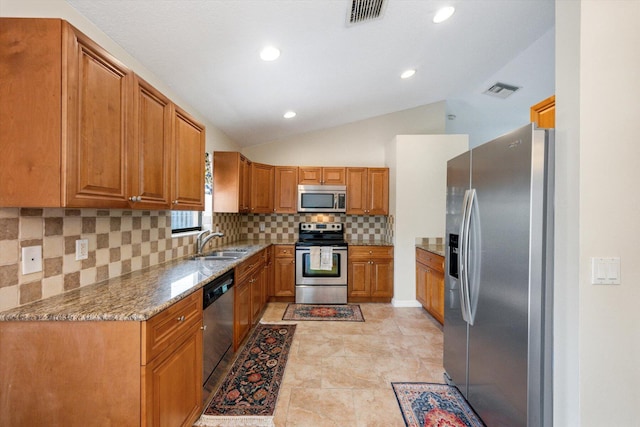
[444,123,554,427]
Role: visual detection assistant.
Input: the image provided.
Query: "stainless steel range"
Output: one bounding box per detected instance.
[295,222,348,304]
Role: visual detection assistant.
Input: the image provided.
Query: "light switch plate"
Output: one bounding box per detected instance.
[22,246,42,275]
[591,257,620,285]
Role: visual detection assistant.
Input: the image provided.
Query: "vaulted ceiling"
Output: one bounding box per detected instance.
[66,0,555,147]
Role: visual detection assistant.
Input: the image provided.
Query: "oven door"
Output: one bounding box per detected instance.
[295,246,348,285]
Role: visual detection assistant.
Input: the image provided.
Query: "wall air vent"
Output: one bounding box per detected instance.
[348,0,386,25]
[483,82,521,99]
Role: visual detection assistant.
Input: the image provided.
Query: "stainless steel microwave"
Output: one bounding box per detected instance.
[297,185,346,213]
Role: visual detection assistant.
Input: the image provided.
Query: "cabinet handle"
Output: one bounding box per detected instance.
[201,325,207,330]
[177,315,185,322]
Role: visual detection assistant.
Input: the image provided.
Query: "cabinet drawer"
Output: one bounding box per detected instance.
[274,245,295,258]
[235,252,264,283]
[143,290,202,363]
[349,246,394,259]
[416,248,444,272]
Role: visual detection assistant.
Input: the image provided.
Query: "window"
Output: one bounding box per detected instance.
[171,210,202,234]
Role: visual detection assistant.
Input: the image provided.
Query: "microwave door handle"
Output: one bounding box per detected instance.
[334,196,337,210]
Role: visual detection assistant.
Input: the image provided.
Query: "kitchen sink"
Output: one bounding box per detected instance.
[190,250,249,261]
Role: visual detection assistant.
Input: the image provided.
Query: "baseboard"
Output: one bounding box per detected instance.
[391,298,422,308]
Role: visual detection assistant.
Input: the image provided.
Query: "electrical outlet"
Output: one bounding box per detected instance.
[22,246,42,275]
[75,239,89,261]
[259,223,266,232]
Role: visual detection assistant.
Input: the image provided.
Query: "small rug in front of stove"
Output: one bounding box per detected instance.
[392,382,485,427]
[281,303,364,321]
[195,324,296,427]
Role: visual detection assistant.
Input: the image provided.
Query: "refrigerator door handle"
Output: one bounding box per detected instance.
[465,188,477,326]
[459,189,473,324]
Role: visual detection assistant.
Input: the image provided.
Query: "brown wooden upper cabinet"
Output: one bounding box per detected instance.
[298,167,346,185]
[346,167,389,215]
[0,18,205,210]
[531,95,555,128]
[250,162,274,213]
[213,152,252,213]
[172,106,205,210]
[274,166,299,213]
[129,75,173,209]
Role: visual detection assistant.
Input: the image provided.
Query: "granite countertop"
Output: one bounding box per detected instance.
[0,239,291,323]
[415,238,445,257]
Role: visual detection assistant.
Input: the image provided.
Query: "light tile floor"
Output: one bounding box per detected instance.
[259,302,445,427]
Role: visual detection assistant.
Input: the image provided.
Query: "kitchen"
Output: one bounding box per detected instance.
[1,1,639,427]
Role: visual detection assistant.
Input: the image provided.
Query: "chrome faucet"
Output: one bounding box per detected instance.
[196,230,224,255]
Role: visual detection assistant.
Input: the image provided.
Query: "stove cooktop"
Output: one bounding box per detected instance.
[296,222,347,247]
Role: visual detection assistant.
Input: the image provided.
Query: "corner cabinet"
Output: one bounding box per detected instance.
[0,18,204,210]
[415,248,444,324]
[213,152,252,213]
[347,246,394,302]
[0,290,203,427]
[346,168,389,215]
[250,162,275,213]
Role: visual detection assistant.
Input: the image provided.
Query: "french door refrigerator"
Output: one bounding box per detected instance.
[444,123,554,427]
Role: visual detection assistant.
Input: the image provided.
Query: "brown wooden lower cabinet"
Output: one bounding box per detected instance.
[0,289,204,427]
[347,246,394,303]
[272,245,295,299]
[416,248,445,324]
[233,249,268,351]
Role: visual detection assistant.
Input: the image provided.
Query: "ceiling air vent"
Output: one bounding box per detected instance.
[348,0,386,25]
[483,82,521,99]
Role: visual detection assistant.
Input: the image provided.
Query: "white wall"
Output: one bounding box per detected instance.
[0,0,240,154]
[386,135,468,305]
[556,1,640,425]
[242,102,446,166]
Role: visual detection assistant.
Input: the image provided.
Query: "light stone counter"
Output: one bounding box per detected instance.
[0,239,293,322]
[347,238,394,246]
[415,237,445,257]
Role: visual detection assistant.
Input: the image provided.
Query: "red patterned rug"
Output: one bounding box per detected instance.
[392,383,485,427]
[196,324,296,426]
[282,303,364,321]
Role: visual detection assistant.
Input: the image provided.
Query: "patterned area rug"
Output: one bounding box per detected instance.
[281,303,365,321]
[195,324,296,427]
[392,383,485,427]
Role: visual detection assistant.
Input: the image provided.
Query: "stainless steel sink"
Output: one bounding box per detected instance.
[190,249,249,261]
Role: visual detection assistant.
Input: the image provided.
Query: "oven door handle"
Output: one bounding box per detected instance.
[296,246,348,252]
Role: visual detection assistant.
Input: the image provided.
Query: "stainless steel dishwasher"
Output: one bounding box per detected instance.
[202,269,234,391]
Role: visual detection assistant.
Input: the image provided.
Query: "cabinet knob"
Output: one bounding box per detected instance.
[369,250,373,254]
[129,195,142,202]
[177,315,185,322]
[201,325,207,330]
[172,200,179,205]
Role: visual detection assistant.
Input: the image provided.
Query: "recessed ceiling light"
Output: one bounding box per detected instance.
[260,46,280,61]
[433,6,455,23]
[400,69,416,79]
[283,111,296,119]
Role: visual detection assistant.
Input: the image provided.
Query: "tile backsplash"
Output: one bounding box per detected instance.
[0,208,391,312]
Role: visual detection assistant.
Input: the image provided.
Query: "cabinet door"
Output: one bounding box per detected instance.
[367,168,389,215]
[416,262,429,308]
[429,269,445,324]
[250,272,264,323]
[370,258,394,297]
[129,75,172,209]
[143,327,202,427]
[64,23,131,208]
[530,95,555,128]
[348,259,370,297]
[240,156,252,213]
[298,167,322,184]
[172,107,205,210]
[274,167,299,213]
[234,279,251,351]
[322,167,346,185]
[273,256,295,297]
[250,163,274,213]
[346,168,367,214]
